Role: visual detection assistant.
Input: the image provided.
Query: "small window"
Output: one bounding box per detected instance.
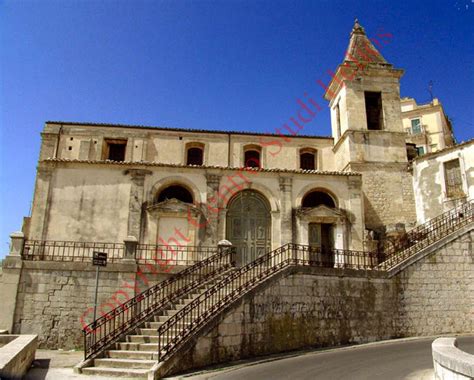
[416,146,425,156]
[244,146,261,168]
[364,91,383,130]
[186,146,204,165]
[411,119,422,134]
[335,103,341,139]
[444,159,464,199]
[300,149,317,170]
[104,139,127,162]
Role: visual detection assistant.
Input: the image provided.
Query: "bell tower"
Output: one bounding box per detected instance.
[324,20,416,235]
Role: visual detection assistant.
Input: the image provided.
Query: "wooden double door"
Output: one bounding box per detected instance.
[226,190,271,266]
[308,223,334,266]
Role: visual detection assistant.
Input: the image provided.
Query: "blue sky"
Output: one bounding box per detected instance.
[1,0,473,257]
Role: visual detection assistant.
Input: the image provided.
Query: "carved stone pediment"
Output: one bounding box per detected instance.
[295,205,347,224]
[147,198,201,217]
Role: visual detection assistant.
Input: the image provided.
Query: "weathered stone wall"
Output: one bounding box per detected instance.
[395,228,474,336]
[349,162,417,231]
[412,141,473,224]
[11,261,140,349]
[166,267,398,375]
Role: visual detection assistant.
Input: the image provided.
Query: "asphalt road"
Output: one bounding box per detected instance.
[175,336,474,380]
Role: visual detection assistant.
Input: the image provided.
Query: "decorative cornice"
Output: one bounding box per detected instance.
[42,158,362,177]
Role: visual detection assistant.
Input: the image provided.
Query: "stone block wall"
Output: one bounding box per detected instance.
[350,162,417,232]
[167,267,398,375]
[395,228,474,336]
[11,261,139,349]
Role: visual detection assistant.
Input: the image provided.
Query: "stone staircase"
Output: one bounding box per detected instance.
[77,200,473,379]
[80,270,233,378]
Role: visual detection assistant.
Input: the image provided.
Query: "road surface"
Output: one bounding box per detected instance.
[172,335,474,380]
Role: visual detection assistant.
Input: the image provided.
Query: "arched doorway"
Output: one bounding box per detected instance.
[226,190,271,265]
[301,189,338,265]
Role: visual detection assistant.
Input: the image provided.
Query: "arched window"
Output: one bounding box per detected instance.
[243,145,261,168]
[300,148,317,170]
[302,190,336,208]
[186,143,204,165]
[156,185,193,204]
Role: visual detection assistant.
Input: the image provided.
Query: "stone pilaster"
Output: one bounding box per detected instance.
[124,169,151,240]
[123,235,138,264]
[347,175,364,251]
[205,173,222,245]
[0,232,24,333]
[29,165,54,240]
[279,176,293,245]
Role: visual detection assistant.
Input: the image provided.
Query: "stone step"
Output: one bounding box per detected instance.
[138,328,181,336]
[117,342,159,351]
[144,321,163,329]
[127,335,162,343]
[106,350,156,360]
[94,358,156,369]
[81,366,149,378]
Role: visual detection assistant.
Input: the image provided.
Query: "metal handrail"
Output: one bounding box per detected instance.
[156,243,378,361]
[378,199,473,270]
[83,245,236,360]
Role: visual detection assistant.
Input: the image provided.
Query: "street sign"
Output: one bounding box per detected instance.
[92,251,107,267]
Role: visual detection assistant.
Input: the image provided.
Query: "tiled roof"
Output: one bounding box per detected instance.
[344,19,388,64]
[45,121,333,140]
[43,158,361,177]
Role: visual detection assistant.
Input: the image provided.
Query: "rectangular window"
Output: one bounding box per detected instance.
[411,119,422,134]
[335,103,341,139]
[104,139,127,162]
[444,159,464,198]
[364,91,383,130]
[416,146,425,156]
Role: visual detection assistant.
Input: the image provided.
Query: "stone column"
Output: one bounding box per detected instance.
[124,169,151,240]
[29,165,54,240]
[0,232,25,333]
[205,174,222,246]
[279,176,293,245]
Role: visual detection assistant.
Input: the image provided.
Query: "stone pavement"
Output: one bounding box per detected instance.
[24,349,136,380]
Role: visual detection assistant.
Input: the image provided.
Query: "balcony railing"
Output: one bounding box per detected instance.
[135,244,217,266]
[22,240,124,263]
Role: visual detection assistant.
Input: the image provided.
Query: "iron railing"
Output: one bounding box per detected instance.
[135,244,217,265]
[22,240,124,263]
[378,199,473,270]
[156,243,378,361]
[83,245,235,360]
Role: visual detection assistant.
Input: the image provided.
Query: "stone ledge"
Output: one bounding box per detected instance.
[432,337,474,379]
[0,334,38,379]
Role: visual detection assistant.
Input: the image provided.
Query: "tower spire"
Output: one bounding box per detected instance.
[344,19,387,64]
